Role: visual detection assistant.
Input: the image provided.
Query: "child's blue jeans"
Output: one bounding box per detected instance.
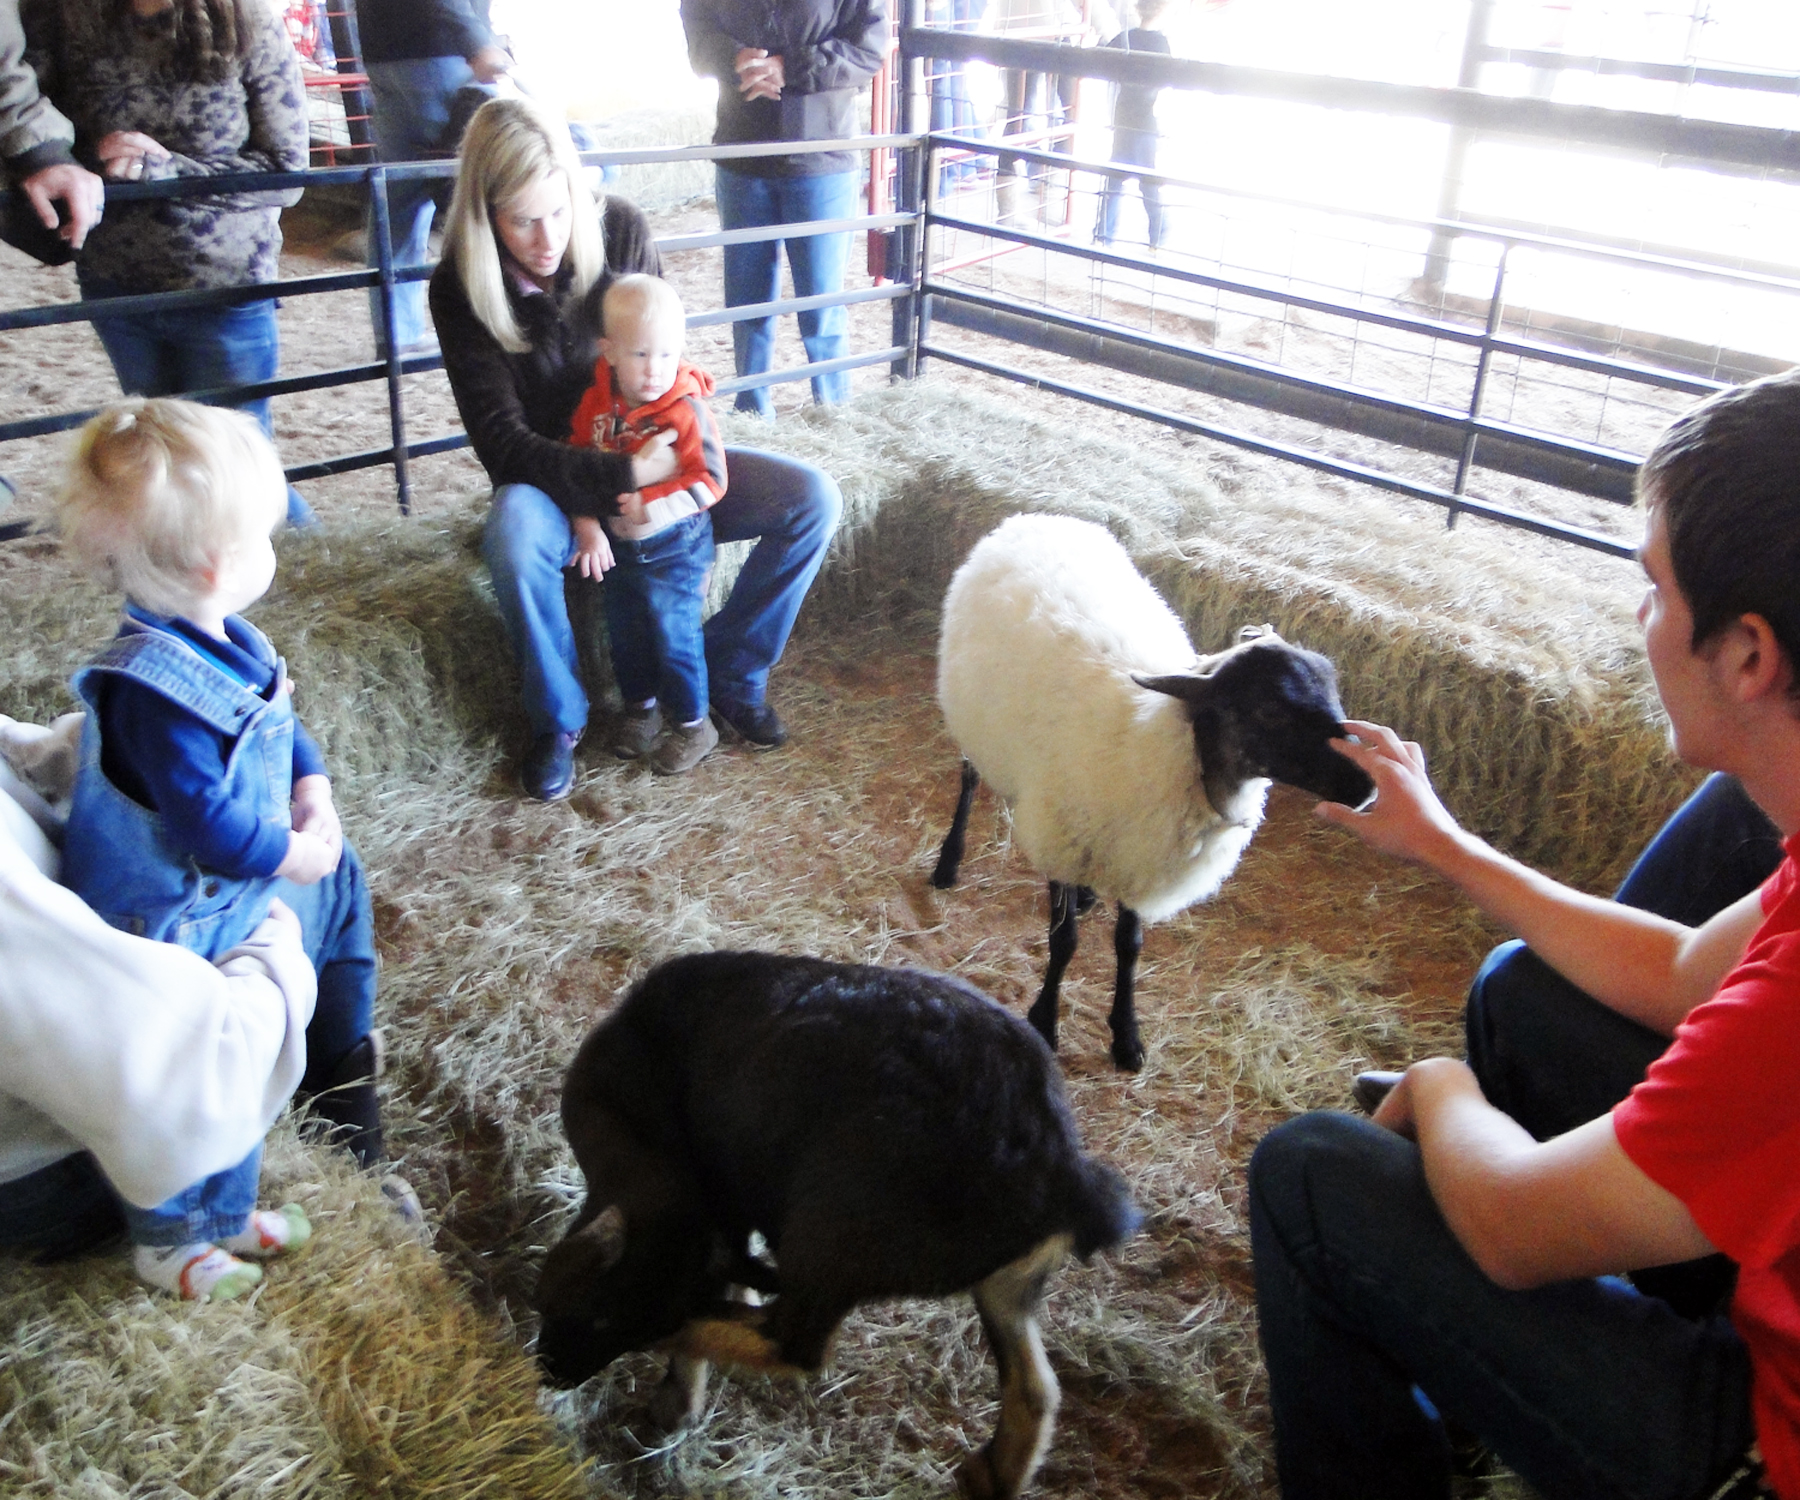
[602,511,716,726]
[121,1144,262,1248]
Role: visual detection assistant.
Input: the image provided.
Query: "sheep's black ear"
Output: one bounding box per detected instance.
[1132,671,1212,703]
[537,1203,629,1310]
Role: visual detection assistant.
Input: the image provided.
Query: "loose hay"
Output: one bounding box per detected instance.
[0,378,1647,1499]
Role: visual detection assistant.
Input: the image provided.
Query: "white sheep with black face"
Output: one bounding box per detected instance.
[933,513,1374,1071]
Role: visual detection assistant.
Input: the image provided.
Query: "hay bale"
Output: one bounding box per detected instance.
[0,1128,591,1500]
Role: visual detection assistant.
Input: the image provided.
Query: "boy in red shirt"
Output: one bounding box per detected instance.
[1250,369,1800,1500]
[568,274,728,776]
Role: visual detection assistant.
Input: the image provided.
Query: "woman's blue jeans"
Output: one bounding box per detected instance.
[80,278,312,527]
[715,166,859,414]
[482,449,843,735]
[1249,774,1781,1499]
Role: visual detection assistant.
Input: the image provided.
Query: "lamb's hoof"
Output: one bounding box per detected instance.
[956,1446,1001,1500]
[1111,1036,1145,1072]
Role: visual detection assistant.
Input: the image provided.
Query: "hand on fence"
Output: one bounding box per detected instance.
[467,43,511,85]
[96,131,171,182]
[21,161,104,248]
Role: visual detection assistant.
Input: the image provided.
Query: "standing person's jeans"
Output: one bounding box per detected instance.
[79,278,313,527]
[603,511,717,726]
[1249,774,1782,1500]
[715,166,860,414]
[482,449,843,735]
[365,54,476,354]
[1096,127,1163,248]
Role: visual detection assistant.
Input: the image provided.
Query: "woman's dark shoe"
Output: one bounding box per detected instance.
[710,699,787,750]
[1351,1070,1404,1115]
[523,730,580,800]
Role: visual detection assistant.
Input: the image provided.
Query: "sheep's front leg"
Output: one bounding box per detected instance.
[958,1234,1070,1500]
[1027,880,1081,1052]
[932,759,981,888]
[1108,904,1145,1071]
[650,1352,711,1431]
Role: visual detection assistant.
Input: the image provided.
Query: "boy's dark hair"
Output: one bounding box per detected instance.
[1639,368,1800,688]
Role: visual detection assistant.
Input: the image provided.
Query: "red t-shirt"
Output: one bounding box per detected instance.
[1616,833,1800,1498]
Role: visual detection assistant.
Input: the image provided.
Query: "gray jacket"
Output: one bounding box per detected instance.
[0,0,73,177]
[681,0,887,177]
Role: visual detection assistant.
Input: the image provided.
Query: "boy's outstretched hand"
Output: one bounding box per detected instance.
[1313,718,1466,870]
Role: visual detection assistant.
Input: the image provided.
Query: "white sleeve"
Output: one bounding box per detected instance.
[0,809,317,1208]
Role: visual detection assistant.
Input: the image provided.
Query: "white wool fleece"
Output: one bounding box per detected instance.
[937,513,1266,922]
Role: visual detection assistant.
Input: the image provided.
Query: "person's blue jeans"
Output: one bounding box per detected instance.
[602,511,716,725]
[79,277,313,528]
[715,166,859,414]
[1096,127,1163,248]
[277,841,379,1096]
[1249,1110,1756,1500]
[121,1143,262,1248]
[365,55,475,353]
[0,1151,127,1261]
[0,847,375,1261]
[483,452,841,735]
[1249,773,1782,1498]
[1466,773,1783,1143]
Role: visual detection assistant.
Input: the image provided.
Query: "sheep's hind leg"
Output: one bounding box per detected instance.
[957,1233,1071,1500]
[932,759,981,888]
[1027,881,1080,1052]
[1108,904,1145,1071]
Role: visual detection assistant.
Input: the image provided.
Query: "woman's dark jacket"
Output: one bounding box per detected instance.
[428,196,660,521]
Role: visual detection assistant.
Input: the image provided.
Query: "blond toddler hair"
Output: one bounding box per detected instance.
[55,399,287,619]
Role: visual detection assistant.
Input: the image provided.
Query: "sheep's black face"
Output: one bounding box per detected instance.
[1213,642,1375,807]
[534,1203,717,1388]
[1146,639,1376,811]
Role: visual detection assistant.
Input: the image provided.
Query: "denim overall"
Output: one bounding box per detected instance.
[63,612,293,962]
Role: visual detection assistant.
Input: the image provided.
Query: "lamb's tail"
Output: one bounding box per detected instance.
[1070,1157,1142,1260]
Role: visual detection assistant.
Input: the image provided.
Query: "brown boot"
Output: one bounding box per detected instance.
[651,716,719,776]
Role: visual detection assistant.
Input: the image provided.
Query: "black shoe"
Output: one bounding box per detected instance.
[1351,1070,1403,1115]
[523,730,580,800]
[710,699,787,750]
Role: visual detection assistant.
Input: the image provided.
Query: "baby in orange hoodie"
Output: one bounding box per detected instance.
[568,275,729,774]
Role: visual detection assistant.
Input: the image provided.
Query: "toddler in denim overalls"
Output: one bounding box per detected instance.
[55,400,385,1301]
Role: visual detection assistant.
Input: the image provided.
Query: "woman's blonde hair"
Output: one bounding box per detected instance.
[443,95,603,354]
[54,399,287,618]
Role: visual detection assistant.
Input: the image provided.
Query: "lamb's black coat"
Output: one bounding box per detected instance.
[536,950,1138,1387]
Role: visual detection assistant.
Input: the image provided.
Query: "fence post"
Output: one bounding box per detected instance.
[890,0,926,383]
[368,165,413,515]
[1421,0,1494,292]
[1447,239,1510,531]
